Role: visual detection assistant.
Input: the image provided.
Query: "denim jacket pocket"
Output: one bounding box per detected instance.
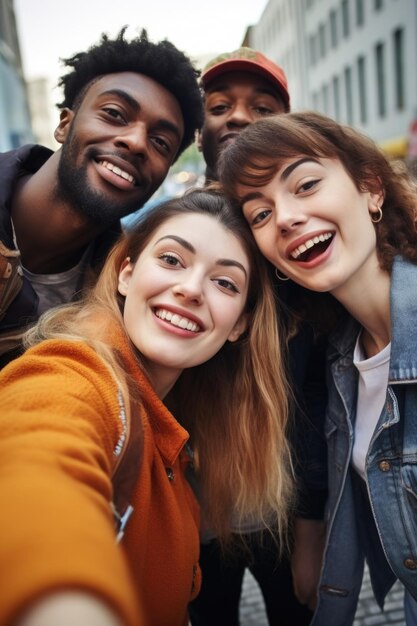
[324,414,338,439]
[401,461,417,503]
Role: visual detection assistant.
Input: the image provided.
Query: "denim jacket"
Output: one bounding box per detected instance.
[312,256,417,626]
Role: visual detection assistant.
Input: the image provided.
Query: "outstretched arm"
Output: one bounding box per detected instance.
[0,340,139,626]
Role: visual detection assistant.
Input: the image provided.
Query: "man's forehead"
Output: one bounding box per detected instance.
[79,72,183,125]
[83,72,171,100]
[69,71,185,153]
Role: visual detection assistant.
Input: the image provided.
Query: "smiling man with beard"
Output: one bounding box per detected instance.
[0,27,203,366]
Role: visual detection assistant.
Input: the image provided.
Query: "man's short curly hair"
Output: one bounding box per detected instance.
[57,27,203,158]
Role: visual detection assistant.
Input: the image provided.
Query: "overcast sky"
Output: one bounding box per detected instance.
[14,0,269,85]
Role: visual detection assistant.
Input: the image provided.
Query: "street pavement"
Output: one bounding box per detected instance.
[239,565,405,626]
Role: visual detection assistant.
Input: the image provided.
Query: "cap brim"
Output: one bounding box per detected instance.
[202,59,290,110]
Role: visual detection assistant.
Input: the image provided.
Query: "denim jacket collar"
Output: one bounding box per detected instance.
[328,312,359,361]
[389,256,417,382]
[328,256,417,383]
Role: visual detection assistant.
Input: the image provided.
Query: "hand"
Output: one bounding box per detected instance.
[291,518,326,611]
[16,591,124,626]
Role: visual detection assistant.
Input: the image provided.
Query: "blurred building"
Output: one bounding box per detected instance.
[27,77,60,150]
[0,0,34,150]
[247,0,417,159]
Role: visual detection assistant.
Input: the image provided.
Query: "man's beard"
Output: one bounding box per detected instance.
[55,130,144,229]
[200,132,224,183]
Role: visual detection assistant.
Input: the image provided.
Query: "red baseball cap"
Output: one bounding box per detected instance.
[201,47,290,111]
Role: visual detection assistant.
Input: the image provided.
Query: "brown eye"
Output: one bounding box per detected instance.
[159,253,181,267]
[103,107,126,122]
[213,278,239,294]
[298,179,320,193]
[252,209,272,225]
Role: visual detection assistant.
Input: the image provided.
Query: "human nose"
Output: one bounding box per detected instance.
[226,103,253,128]
[172,270,204,305]
[114,122,148,158]
[275,200,308,235]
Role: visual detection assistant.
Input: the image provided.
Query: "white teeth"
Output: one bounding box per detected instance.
[290,232,333,260]
[99,160,135,185]
[154,309,200,333]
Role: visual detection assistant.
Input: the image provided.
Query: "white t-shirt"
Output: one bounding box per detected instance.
[352,334,391,480]
[23,245,92,316]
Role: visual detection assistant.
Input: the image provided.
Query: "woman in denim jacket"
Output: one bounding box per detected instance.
[219,111,417,625]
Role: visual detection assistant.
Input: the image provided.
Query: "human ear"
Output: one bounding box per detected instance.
[54,108,75,144]
[367,188,385,219]
[117,258,133,296]
[196,129,203,153]
[366,174,385,209]
[228,313,249,342]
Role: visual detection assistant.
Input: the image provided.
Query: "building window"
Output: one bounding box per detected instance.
[393,28,405,110]
[356,0,364,26]
[332,75,341,120]
[375,0,383,10]
[341,0,350,38]
[344,66,353,124]
[330,9,338,47]
[309,34,317,66]
[322,84,329,114]
[319,23,326,58]
[375,42,386,117]
[357,56,367,123]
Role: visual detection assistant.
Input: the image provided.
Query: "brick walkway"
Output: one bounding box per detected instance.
[239,565,405,625]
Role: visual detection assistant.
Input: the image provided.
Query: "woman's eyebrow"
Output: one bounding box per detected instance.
[154,235,195,253]
[216,259,247,278]
[281,157,320,180]
[154,235,247,278]
[241,191,264,205]
[240,158,321,205]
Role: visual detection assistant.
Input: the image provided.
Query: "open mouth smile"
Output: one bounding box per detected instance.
[154,308,201,333]
[98,160,136,186]
[289,232,334,262]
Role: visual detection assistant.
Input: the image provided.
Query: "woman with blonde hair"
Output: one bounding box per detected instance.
[0,189,294,626]
[219,111,417,625]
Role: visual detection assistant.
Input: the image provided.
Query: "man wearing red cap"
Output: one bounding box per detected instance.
[198,47,289,182]
[190,48,327,626]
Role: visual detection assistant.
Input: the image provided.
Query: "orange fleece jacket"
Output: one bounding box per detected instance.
[0,330,201,626]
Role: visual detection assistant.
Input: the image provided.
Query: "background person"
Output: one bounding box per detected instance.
[189,49,327,626]
[0,27,203,367]
[0,189,295,626]
[198,47,288,183]
[219,110,417,625]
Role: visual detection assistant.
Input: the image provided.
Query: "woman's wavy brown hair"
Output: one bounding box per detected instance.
[219,111,417,272]
[25,189,295,547]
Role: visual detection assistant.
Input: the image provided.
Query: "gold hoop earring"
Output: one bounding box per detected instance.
[275,268,289,282]
[371,207,383,223]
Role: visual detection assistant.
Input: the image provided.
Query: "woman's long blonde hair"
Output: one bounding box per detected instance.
[25,189,295,546]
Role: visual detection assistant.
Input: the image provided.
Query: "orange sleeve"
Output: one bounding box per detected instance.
[0,340,141,626]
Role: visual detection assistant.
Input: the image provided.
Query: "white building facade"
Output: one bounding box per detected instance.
[248,0,417,158]
[0,0,34,151]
